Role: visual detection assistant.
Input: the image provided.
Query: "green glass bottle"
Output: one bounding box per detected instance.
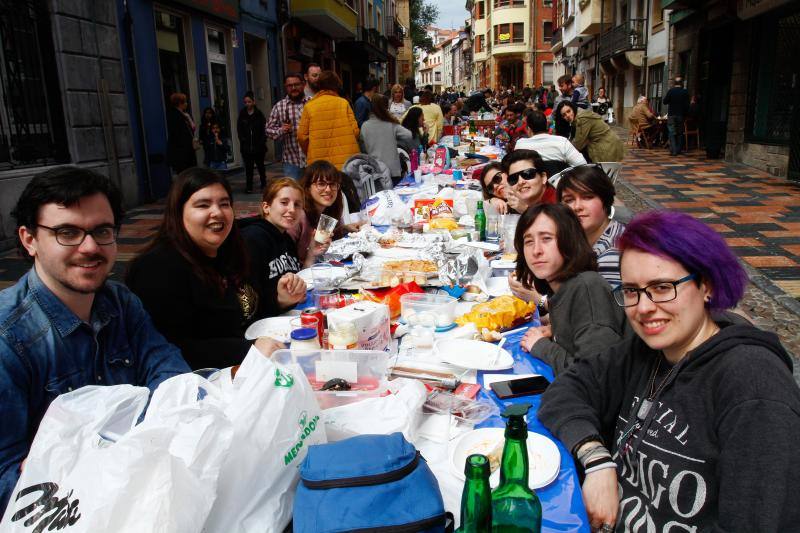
[469,118,477,136]
[456,454,492,532]
[475,201,487,242]
[491,404,542,533]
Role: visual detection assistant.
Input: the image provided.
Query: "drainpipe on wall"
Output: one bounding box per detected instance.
[641,0,651,98]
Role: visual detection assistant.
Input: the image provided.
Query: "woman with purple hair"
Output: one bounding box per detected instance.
[539,210,800,532]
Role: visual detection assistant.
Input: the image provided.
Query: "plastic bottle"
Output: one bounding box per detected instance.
[491,404,542,533]
[456,454,492,532]
[410,146,419,172]
[475,201,487,242]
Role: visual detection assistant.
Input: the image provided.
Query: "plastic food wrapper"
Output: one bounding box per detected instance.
[321,378,428,443]
[362,190,412,225]
[423,389,499,426]
[361,281,424,318]
[455,294,536,331]
[413,198,454,223]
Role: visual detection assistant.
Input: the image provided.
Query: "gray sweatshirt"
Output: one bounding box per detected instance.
[359,115,413,178]
[532,270,631,375]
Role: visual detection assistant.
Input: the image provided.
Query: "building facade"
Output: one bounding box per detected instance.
[466,0,554,91]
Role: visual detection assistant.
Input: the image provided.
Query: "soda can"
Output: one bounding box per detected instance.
[301,307,325,342]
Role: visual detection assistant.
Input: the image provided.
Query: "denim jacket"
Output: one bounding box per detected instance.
[0,267,190,511]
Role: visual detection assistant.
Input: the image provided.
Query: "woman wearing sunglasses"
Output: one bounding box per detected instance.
[539,210,800,532]
[557,165,626,287]
[478,162,511,214]
[500,149,558,214]
[516,203,631,375]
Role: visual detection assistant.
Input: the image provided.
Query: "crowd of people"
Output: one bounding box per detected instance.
[1,65,798,532]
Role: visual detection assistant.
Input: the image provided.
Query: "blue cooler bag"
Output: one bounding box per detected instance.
[293,432,449,532]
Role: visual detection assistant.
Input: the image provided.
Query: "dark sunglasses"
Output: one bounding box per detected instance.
[507,167,544,186]
[484,171,506,191]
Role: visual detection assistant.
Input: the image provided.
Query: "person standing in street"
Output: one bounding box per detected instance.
[304,63,321,99]
[354,78,378,128]
[663,77,690,156]
[266,73,309,180]
[166,92,197,174]
[237,91,267,193]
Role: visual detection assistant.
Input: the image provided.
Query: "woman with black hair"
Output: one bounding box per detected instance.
[401,106,428,150]
[558,101,624,163]
[127,168,282,369]
[515,203,631,375]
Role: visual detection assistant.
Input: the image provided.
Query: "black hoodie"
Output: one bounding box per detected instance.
[539,313,800,532]
[240,218,303,319]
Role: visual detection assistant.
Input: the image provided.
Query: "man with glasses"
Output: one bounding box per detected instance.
[0,167,189,511]
[501,149,558,213]
[266,73,310,180]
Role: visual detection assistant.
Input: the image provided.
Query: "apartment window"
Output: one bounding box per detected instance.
[647,63,664,115]
[543,21,553,42]
[651,0,663,28]
[476,1,485,19]
[494,23,524,44]
[435,71,441,82]
[543,0,552,6]
[475,34,485,52]
[494,0,525,8]
[542,62,553,85]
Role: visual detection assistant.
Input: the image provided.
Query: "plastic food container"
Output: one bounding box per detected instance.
[400,293,457,328]
[272,349,390,409]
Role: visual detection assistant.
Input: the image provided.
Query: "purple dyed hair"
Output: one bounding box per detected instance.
[617,210,749,310]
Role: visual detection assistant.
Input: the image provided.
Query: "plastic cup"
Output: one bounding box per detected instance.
[315,214,337,243]
[311,263,335,289]
[502,214,521,254]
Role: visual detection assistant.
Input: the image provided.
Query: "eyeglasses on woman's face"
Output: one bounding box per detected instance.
[612,273,698,307]
[507,167,544,186]
[312,180,340,191]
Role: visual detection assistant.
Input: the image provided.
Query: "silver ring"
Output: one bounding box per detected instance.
[601,525,614,533]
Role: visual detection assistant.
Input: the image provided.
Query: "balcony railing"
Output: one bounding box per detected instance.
[551,26,562,46]
[388,17,405,46]
[598,19,646,60]
[493,0,525,8]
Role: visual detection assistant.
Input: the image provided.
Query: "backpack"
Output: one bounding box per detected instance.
[293,433,451,533]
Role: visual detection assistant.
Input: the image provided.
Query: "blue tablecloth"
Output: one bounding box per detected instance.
[475,326,589,532]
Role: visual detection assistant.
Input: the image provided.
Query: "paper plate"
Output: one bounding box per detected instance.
[486,276,512,297]
[244,316,295,342]
[434,339,514,371]
[297,266,348,290]
[449,427,560,489]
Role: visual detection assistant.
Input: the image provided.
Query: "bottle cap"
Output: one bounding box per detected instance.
[464,454,490,478]
[290,328,318,341]
[501,403,531,439]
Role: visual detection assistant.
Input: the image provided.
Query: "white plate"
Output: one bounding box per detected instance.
[434,339,514,371]
[486,276,511,297]
[450,427,560,489]
[297,266,348,290]
[244,316,295,342]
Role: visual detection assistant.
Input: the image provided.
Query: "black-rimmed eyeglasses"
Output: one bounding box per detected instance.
[612,273,698,307]
[507,167,545,186]
[37,224,118,246]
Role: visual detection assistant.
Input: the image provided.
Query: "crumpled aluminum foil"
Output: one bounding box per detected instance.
[324,235,375,261]
[438,250,479,287]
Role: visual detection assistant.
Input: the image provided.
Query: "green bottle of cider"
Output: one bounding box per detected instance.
[475,200,487,241]
[491,404,542,533]
[456,454,492,532]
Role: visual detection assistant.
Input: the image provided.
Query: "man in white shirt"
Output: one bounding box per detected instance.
[515,110,586,175]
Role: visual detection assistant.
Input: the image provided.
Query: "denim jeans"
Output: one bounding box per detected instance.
[667,115,685,155]
[209,160,227,170]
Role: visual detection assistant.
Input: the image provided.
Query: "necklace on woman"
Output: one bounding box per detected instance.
[637,356,677,421]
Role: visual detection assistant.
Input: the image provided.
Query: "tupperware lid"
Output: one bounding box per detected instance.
[290,328,318,341]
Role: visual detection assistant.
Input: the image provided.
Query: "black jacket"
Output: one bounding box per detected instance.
[663,86,690,117]
[237,107,267,155]
[126,244,256,370]
[166,107,197,172]
[539,313,800,531]
[240,218,303,319]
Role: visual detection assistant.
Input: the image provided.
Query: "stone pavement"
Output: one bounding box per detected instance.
[614,144,800,378]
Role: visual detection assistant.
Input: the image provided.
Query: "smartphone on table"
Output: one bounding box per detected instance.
[490,375,551,399]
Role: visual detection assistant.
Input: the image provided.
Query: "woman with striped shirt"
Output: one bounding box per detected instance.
[557,165,625,287]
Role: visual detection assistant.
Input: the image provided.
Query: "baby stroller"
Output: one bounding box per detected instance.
[342,154,393,204]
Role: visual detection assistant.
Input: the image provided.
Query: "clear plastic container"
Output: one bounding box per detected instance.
[400,292,457,328]
[272,349,391,409]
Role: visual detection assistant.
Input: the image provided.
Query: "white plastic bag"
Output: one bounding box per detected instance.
[198,347,327,533]
[0,384,233,533]
[362,190,411,225]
